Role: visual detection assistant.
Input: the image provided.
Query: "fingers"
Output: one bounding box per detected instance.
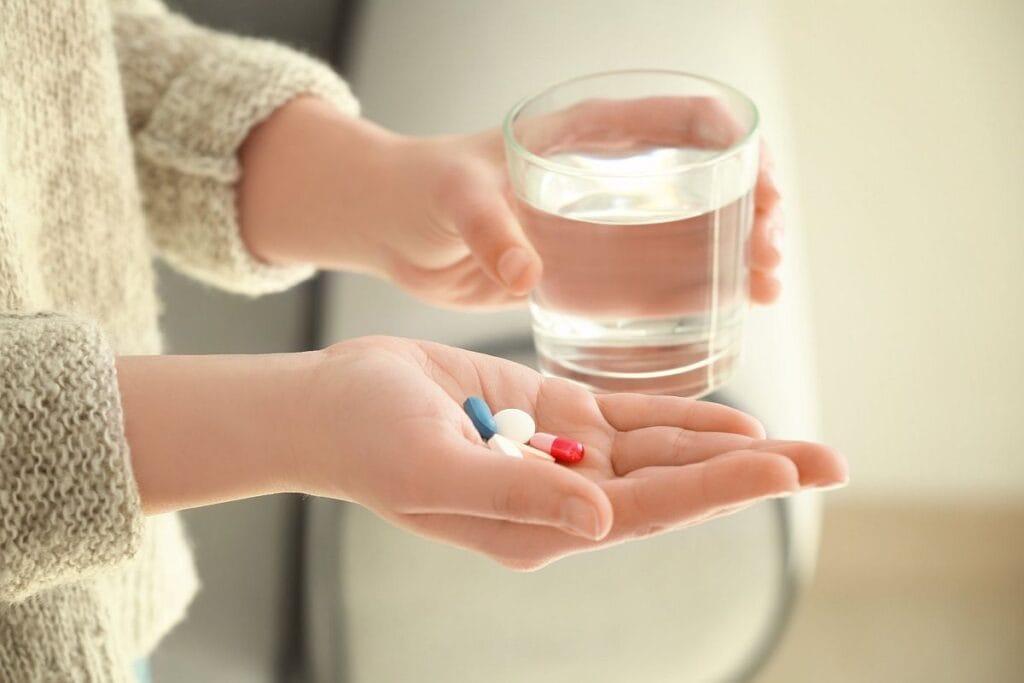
[755,140,781,211]
[398,439,613,541]
[612,432,849,490]
[397,449,800,571]
[605,450,800,535]
[611,426,755,474]
[597,393,766,438]
[422,258,531,311]
[439,164,542,295]
[749,270,782,304]
[746,440,849,488]
[749,206,783,272]
[748,141,784,302]
[390,252,529,311]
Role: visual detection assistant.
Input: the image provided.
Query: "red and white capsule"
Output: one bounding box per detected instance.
[528,432,585,464]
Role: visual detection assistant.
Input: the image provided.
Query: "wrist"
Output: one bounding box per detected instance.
[116,351,321,514]
[237,96,405,273]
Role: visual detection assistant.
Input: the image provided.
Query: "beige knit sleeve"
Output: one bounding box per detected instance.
[0,314,143,602]
[110,0,360,296]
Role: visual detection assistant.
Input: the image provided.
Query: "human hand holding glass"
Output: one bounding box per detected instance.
[237,89,782,317]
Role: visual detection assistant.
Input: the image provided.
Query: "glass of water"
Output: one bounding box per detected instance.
[503,70,760,398]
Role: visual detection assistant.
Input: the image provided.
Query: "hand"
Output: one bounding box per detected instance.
[119,338,846,567]
[237,97,537,309]
[238,97,784,310]
[297,336,847,570]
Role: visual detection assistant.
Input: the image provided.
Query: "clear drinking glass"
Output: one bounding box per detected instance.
[503,70,760,398]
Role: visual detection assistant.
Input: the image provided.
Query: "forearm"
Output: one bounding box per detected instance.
[116,351,319,514]
[237,96,401,274]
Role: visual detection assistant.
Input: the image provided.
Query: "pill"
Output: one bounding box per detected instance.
[463,396,497,440]
[516,442,556,462]
[488,433,523,458]
[493,408,536,444]
[528,432,585,464]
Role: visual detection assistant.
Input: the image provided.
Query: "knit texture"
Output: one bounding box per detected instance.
[114,0,359,294]
[0,1,358,680]
[0,315,142,602]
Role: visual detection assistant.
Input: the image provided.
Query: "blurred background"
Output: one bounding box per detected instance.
[155,1,1023,681]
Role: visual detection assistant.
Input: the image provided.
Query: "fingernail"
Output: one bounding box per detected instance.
[814,479,849,492]
[497,247,531,290]
[561,497,602,539]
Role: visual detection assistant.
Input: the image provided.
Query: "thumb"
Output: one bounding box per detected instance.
[450,179,542,295]
[409,438,613,541]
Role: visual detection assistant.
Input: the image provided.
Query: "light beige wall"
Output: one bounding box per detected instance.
[769,0,1024,502]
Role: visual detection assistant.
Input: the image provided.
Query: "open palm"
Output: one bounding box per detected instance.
[307,336,847,570]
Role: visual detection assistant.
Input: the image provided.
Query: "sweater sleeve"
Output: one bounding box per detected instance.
[110,0,360,296]
[0,314,142,602]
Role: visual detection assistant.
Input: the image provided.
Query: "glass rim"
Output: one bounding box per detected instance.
[502,68,760,179]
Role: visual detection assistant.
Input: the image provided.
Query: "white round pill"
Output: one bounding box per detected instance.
[493,408,536,444]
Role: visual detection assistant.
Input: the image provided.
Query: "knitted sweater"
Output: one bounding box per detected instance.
[0,1,357,680]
